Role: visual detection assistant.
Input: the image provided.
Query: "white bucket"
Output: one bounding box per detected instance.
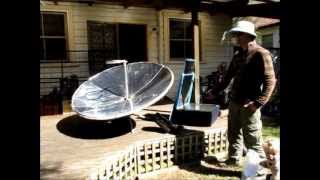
[242,149,261,178]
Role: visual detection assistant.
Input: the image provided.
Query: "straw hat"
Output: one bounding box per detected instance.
[229,20,257,37]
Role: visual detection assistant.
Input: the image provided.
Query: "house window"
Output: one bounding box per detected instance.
[40,12,67,61]
[262,33,273,48]
[169,19,195,61]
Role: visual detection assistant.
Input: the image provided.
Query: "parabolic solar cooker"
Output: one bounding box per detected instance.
[71,60,174,122]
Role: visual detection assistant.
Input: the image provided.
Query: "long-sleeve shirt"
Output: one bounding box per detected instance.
[214,42,277,108]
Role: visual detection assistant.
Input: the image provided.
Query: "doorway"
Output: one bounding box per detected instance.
[87,21,147,75]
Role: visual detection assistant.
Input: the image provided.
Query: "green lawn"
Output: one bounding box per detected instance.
[262,116,280,139]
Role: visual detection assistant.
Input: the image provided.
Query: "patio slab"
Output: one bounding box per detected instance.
[40,103,228,180]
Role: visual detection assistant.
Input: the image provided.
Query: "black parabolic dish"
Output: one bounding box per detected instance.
[71,62,174,120]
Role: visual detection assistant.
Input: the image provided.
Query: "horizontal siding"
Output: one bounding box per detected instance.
[41,2,159,96]
[41,1,159,61]
[40,63,89,77]
[41,3,233,101]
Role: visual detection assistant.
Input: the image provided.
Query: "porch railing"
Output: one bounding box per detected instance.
[40,50,117,115]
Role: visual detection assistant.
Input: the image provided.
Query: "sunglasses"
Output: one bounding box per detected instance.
[231,32,245,37]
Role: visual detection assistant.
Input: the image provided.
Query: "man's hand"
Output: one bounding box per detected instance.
[243,101,257,112]
[205,89,215,100]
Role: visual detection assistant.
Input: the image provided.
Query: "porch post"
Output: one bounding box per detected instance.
[192,6,200,106]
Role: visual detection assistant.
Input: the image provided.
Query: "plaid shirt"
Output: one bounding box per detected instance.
[215,42,276,108]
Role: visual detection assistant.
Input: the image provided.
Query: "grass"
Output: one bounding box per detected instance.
[262,116,280,139]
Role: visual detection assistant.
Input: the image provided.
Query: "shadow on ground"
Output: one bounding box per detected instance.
[40,161,63,179]
[154,96,174,105]
[138,113,170,122]
[140,113,204,136]
[178,160,242,178]
[139,112,213,127]
[56,115,136,139]
[164,155,243,178]
[142,127,167,134]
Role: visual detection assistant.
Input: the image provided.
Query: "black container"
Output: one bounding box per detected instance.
[171,103,220,127]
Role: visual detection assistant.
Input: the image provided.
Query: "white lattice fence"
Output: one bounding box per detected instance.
[88,146,137,180]
[88,128,228,180]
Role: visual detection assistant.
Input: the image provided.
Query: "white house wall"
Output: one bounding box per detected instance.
[159,10,233,99]
[40,2,159,96]
[40,2,233,99]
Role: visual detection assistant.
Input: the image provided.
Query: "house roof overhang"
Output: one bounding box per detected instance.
[257,21,280,29]
[42,0,280,19]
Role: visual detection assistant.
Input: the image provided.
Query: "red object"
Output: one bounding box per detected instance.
[40,101,62,116]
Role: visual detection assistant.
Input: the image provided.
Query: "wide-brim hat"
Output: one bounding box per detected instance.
[228,20,257,37]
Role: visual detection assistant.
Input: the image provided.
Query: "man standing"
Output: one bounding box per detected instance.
[211,21,277,166]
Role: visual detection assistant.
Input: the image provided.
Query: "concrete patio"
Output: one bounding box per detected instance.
[40,102,228,180]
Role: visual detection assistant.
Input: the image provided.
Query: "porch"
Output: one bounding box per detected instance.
[40,101,229,179]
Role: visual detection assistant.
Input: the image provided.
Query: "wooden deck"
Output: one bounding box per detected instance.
[40,103,228,180]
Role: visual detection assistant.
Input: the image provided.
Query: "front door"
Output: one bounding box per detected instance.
[87,21,147,75]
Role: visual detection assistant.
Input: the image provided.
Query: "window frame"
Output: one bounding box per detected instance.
[86,20,148,59]
[40,11,69,62]
[169,18,194,61]
[164,14,203,64]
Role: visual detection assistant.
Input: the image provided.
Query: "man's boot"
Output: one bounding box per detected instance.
[218,157,241,167]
